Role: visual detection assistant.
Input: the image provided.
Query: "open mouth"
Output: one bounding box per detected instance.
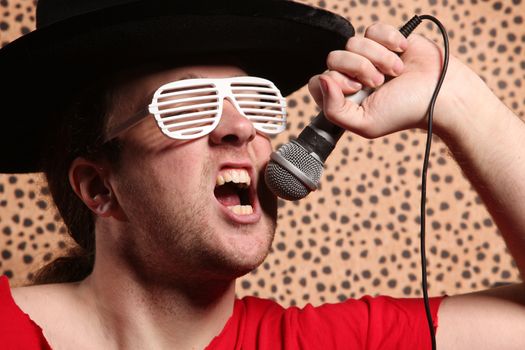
[214,168,254,216]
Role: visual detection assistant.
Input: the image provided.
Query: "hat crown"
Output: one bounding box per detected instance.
[36,0,284,28]
[36,0,141,28]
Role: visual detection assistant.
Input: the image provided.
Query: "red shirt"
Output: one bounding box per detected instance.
[0,275,444,349]
[0,276,52,349]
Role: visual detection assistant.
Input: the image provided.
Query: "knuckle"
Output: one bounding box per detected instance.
[345,37,360,51]
[386,53,398,69]
[357,58,371,75]
[326,70,341,81]
[323,108,343,125]
[323,101,343,119]
[386,31,400,48]
[364,22,380,38]
[326,50,341,70]
[362,130,379,139]
[409,33,426,46]
[308,75,319,88]
[307,75,323,104]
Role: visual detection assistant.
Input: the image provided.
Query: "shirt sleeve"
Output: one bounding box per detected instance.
[207,295,446,350]
[283,295,445,350]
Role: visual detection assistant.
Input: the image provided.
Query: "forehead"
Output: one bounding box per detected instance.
[115,64,247,103]
[136,64,248,93]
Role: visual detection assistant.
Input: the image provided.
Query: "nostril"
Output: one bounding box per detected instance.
[221,134,240,144]
[209,108,256,145]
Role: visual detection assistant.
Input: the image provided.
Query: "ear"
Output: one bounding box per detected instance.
[68,157,122,218]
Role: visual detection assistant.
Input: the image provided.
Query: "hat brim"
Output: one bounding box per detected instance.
[0,1,354,173]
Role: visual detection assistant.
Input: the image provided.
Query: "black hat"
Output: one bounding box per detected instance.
[0,0,354,173]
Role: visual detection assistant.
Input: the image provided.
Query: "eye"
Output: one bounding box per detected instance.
[231,82,286,134]
[151,83,221,138]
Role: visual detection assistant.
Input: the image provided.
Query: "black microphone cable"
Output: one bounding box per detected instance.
[268,14,450,350]
[401,14,450,350]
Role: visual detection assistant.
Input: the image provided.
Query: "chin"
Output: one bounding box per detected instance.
[202,224,274,280]
[217,255,267,280]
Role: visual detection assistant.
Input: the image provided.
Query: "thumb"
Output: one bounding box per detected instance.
[319,75,367,133]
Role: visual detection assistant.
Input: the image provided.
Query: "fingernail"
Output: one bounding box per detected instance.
[373,74,384,86]
[393,60,404,75]
[347,80,362,90]
[399,38,408,51]
[320,79,329,95]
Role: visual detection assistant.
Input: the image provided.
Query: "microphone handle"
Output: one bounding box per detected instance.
[303,18,415,160]
[295,87,373,163]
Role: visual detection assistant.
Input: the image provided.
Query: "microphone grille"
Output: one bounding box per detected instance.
[265,141,324,201]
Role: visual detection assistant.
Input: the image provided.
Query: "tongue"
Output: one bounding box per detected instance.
[214,183,241,206]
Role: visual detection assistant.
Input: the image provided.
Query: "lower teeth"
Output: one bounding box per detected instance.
[227,205,253,215]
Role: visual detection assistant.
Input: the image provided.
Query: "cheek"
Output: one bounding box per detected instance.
[252,135,273,167]
[252,136,278,217]
[119,142,206,197]
[151,149,207,191]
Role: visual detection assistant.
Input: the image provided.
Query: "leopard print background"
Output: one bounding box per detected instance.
[1,0,523,307]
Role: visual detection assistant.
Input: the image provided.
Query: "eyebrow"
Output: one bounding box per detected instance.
[142,72,246,104]
[143,73,205,106]
[176,73,205,81]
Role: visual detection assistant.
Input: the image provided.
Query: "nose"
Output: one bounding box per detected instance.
[209,99,256,146]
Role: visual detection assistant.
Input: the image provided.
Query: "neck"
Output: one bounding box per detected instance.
[77,244,236,350]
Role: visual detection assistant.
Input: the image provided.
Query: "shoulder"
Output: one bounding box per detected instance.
[237,296,285,315]
[0,278,56,349]
[11,283,80,336]
[10,281,89,349]
[11,282,79,325]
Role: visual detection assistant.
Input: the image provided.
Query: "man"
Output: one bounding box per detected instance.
[0,0,524,349]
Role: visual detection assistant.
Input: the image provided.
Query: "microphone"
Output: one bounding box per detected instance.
[264,88,372,200]
[264,16,423,201]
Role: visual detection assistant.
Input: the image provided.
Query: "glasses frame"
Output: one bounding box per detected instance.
[105,76,287,142]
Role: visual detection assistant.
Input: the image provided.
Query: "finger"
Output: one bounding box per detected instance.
[318,75,368,133]
[326,70,363,93]
[308,72,362,109]
[345,36,405,77]
[308,74,325,108]
[364,22,408,53]
[327,50,385,88]
[320,75,395,139]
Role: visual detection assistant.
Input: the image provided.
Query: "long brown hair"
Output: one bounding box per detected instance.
[32,78,121,284]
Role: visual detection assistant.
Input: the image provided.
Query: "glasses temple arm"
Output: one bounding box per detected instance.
[104,107,150,142]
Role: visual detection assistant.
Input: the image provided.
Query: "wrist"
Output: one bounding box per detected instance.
[432,57,506,145]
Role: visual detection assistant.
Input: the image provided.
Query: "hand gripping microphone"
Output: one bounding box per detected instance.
[264,17,423,201]
[265,88,371,200]
[265,15,449,350]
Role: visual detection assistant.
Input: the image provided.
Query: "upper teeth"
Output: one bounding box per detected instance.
[216,169,251,187]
